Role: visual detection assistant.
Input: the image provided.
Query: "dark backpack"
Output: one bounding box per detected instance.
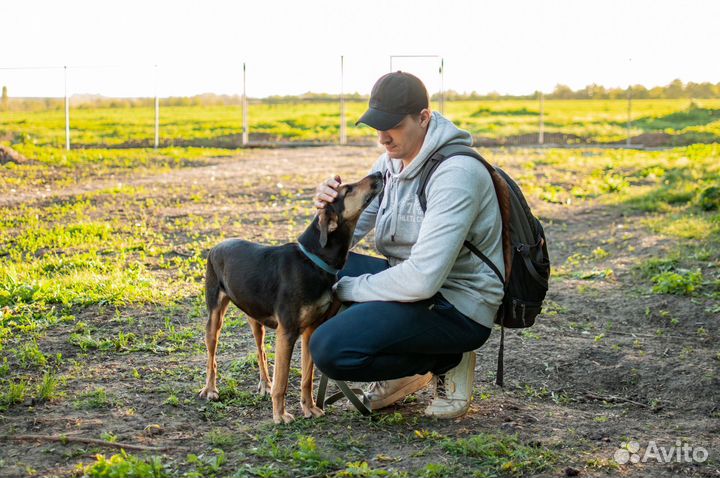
[415,144,551,386]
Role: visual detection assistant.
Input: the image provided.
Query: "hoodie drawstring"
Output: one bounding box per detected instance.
[390,175,401,241]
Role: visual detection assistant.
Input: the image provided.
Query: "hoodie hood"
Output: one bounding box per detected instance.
[384,111,473,179]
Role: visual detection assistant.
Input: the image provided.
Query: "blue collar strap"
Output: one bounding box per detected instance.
[297,242,339,275]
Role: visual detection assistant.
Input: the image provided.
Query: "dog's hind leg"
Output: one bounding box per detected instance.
[271,323,298,424]
[248,318,272,397]
[300,326,324,419]
[199,282,230,401]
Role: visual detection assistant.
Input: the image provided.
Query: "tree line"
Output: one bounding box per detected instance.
[0,79,717,111]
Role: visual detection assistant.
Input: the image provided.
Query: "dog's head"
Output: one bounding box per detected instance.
[317,172,383,248]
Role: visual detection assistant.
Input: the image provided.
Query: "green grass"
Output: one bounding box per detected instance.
[2,99,720,148]
[78,451,168,478]
[441,432,559,477]
[74,386,116,409]
[0,139,718,475]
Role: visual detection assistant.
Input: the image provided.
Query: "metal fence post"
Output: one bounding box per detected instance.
[340,55,346,145]
[627,57,633,146]
[539,91,544,145]
[154,64,159,149]
[439,57,444,115]
[626,87,632,146]
[64,65,70,150]
[242,62,248,146]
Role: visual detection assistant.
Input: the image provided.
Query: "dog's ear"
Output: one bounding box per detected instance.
[317,208,338,248]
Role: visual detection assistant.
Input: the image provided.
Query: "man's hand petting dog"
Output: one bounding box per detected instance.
[314,174,342,209]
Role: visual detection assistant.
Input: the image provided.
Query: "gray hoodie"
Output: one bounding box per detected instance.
[334,111,504,329]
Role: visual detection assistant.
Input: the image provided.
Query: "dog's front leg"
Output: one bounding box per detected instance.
[300,326,324,419]
[271,324,296,424]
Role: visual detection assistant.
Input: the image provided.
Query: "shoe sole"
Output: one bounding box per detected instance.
[370,373,433,410]
[424,398,472,419]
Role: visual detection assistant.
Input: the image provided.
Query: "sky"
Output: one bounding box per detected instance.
[1,0,719,98]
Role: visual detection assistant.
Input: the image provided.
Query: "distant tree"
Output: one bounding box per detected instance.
[665,79,685,99]
[648,86,665,99]
[630,84,649,99]
[1,86,7,110]
[551,84,574,99]
[582,83,608,99]
[685,82,716,99]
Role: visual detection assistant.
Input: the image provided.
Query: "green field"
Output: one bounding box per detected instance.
[1,93,719,476]
[0,139,718,476]
[2,98,720,148]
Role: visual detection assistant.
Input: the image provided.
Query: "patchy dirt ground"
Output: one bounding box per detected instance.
[0,146,718,477]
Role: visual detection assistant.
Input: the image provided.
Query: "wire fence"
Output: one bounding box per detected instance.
[1,57,717,151]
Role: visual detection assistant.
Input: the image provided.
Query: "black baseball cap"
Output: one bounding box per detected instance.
[356,71,429,131]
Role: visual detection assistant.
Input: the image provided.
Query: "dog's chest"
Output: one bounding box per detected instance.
[298,290,333,328]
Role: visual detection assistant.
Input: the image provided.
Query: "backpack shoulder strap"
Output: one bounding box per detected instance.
[416,144,512,285]
[416,144,482,212]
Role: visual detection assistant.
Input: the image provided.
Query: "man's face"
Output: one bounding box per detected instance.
[376,110,430,161]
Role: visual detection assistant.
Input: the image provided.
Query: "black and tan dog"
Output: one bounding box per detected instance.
[199,172,383,424]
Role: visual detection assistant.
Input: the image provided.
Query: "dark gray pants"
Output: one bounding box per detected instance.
[310,252,492,381]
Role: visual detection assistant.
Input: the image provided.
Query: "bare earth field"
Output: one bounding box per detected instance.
[0,145,718,477]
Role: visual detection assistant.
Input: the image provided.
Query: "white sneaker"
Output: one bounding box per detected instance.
[366,373,433,410]
[424,351,476,419]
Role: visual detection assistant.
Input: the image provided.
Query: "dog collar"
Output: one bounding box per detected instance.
[297,243,339,275]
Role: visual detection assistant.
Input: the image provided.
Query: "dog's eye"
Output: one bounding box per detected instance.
[345,186,353,193]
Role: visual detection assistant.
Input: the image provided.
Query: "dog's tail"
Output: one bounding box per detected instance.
[205,250,221,312]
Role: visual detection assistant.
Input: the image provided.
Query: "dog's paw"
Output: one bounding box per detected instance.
[198,387,219,401]
[257,380,272,397]
[302,405,325,419]
[273,411,295,424]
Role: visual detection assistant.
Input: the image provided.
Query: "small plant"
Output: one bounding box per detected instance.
[697,185,720,211]
[420,463,454,478]
[35,372,59,402]
[599,172,629,193]
[523,384,550,400]
[206,428,236,448]
[0,358,9,377]
[414,429,445,441]
[100,431,118,443]
[651,269,702,295]
[78,451,168,477]
[591,247,609,259]
[185,449,226,478]
[521,330,541,340]
[292,436,334,473]
[376,412,405,425]
[586,456,620,471]
[74,386,115,409]
[163,394,179,407]
[1,379,28,409]
[15,340,47,368]
[112,330,137,350]
[336,461,391,477]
